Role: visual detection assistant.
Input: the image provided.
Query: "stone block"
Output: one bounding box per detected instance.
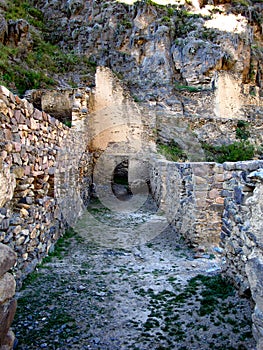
[33,109,43,121]
[0,299,17,346]
[215,197,224,204]
[1,329,16,350]
[223,162,235,171]
[246,257,263,304]
[0,86,10,97]
[208,188,220,199]
[221,189,233,198]
[12,167,24,179]
[0,273,16,304]
[192,163,210,177]
[214,173,224,182]
[0,244,16,277]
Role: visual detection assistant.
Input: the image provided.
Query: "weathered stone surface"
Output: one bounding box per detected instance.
[0,162,16,208]
[0,15,7,43]
[0,84,94,285]
[0,299,17,346]
[0,273,16,304]
[0,68,262,348]
[6,19,31,48]
[0,244,16,277]
[246,257,263,345]
[0,329,15,350]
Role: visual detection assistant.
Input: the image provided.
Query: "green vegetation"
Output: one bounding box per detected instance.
[174,82,203,93]
[39,228,78,264]
[236,120,250,141]
[133,273,250,347]
[201,121,256,162]
[0,1,97,95]
[202,140,255,163]
[20,228,79,291]
[189,275,235,316]
[120,19,133,28]
[5,0,45,29]
[15,292,78,345]
[157,140,187,161]
[232,0,250,7]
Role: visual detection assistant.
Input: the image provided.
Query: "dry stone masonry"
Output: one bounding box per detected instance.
[150,158,263,349]
[0,0,262,347]
[150,160,226,247]
[0,85,93,285]
[220,163,263,349]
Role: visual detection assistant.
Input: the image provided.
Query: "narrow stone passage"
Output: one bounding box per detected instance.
[13,197,256,350]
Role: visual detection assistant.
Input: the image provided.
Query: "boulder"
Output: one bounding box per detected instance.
[0,244,17,277]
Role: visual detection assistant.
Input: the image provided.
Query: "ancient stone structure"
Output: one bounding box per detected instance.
[150,158,263,349]
[0,84,92,285]
[150,160,226,247]
[1,66,263,348]
[32,0,263,152]
[0,0,262,347]
[220,163,263,348]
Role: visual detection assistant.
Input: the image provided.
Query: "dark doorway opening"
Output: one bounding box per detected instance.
[111,160,132,201]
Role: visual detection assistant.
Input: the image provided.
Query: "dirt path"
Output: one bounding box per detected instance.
[13,197,256,350]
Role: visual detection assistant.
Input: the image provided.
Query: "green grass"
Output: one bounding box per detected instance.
[5,0,45,29]
[39,228,76,264]
[189,274,235,316]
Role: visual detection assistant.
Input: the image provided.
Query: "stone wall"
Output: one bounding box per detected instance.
[0,243,17,350]
[0,85,92,285]
[150,159,226,248]
[150,157,263,349]
[220,162,263,349]
[156,106,263,154]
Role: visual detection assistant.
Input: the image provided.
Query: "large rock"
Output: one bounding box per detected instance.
[0,244,17,277]
[246,257,263,343]
[6,19,31,48]
[66,0,85,17]
[172,38,222,86]
[0,299,17,346]
[0,161,16,208]
[0,273,16,304]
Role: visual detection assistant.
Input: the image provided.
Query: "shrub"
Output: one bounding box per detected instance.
[0,1,97,95]
[174,83,202,93]
[202,141,255,163]
[236,120,250,141]
[157,140,187,162]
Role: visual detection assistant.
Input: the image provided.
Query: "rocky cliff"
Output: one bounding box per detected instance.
[33,0,263,100]
[0,0,262,159]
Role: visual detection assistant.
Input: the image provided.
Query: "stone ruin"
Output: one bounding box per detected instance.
[0,67,262,349]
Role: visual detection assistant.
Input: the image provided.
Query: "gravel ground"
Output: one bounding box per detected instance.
[13,197,256,350]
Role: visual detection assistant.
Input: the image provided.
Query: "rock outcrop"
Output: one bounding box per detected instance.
[25,0,263,158]
[0,243,17,350]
